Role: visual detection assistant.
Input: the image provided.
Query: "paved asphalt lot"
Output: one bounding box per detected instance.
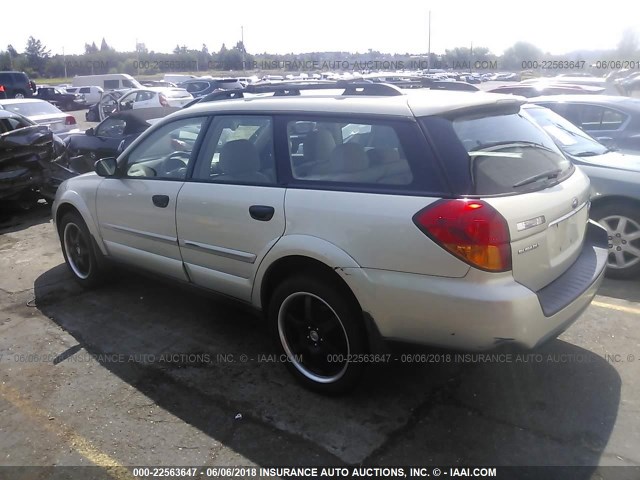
[0,94,639,479]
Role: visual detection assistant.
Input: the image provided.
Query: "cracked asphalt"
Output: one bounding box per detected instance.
[0,202,639,479]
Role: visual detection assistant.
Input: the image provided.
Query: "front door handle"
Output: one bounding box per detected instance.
[152,195,170,208]
[249,205,275,221]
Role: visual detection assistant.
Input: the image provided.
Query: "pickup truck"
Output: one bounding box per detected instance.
[34,87,84,111]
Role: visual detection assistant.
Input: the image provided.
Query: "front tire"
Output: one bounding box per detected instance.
[268,275,367,394]
[59,212,105,287]
[592,202,640,279]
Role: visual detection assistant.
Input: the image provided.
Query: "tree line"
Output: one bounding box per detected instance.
[0,32,638,79]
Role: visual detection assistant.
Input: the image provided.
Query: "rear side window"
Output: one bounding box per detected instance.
[104,80,119,90]
[285,118,416,186]
[441,112,573,195]
[569,104,628,131]
[79,87,91,94]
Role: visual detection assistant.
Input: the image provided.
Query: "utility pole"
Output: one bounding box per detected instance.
[470,41,473,73]
[241,26,245,71]
[63,46,67,79]
[427,10,431,73]
[136,38,140,76]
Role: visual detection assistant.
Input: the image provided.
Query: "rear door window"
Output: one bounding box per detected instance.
[445,111,573,195]
[192,115,275,185]
[568,104,628,131]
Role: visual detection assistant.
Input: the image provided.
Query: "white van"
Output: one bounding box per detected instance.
[72,74,142,91]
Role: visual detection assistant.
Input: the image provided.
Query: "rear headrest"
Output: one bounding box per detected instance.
[219,140,260,175]
[329,143,369,173]
[303,129,335,164]
[368,147,401,166]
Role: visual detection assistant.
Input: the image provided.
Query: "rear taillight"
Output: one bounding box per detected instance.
[65,116,76,126]
[159,93,169,107]
[413,199,512,272]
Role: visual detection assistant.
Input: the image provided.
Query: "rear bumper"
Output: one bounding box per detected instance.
[345,220,608,350]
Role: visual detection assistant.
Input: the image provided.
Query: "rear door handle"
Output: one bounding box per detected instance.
[249,205,275,221]
[152,195,170,208]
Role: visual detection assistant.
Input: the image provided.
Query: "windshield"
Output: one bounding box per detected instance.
[525,106,608,157]
[451,111,573,195]
[2,101,61,116]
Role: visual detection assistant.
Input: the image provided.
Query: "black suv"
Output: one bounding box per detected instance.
[0,71,35,98]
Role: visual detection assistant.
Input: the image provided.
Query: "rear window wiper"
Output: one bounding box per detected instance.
[513,168,563,188]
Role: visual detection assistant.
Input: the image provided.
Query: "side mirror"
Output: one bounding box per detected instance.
[85,127,95,136]
[95,157,118,177]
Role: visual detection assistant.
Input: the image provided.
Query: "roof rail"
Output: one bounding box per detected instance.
[181,78,479,109]
[244,80,404,97]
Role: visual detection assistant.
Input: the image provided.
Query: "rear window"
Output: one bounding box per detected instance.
[449,111,573,195]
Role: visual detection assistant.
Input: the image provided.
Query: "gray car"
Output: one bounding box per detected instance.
[532,95,640,154]
[524,104,640,278]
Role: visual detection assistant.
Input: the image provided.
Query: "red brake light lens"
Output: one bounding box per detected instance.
[65,115,76,125]
[413,199,512,272]
[159,93,169,107]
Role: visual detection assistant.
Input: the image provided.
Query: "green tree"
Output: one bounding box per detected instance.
[85,42,98,54]
[7,44,18,57]
[100,38,111,52]
[501,42,543,70]
[25,36,50,75]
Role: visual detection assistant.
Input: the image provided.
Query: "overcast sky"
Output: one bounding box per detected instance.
[3,1,639,56]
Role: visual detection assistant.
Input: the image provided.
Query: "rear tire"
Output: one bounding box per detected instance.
[58,212,106,288]
[592,202,640,279]
[268,274,367,394]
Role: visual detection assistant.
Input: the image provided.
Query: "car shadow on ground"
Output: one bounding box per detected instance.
[598,277,640,303]
[0,202,51,235]
[33,266,621,473]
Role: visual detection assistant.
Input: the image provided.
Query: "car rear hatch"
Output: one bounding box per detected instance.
[164,88,193,107]
[422,101,591,291]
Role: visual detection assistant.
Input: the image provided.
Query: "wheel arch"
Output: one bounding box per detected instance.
[590,194,640,213]
[54,194,107,255]
[253,235,363,313]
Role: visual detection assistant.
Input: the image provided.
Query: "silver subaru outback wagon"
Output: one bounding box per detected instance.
[53,82,608,393]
